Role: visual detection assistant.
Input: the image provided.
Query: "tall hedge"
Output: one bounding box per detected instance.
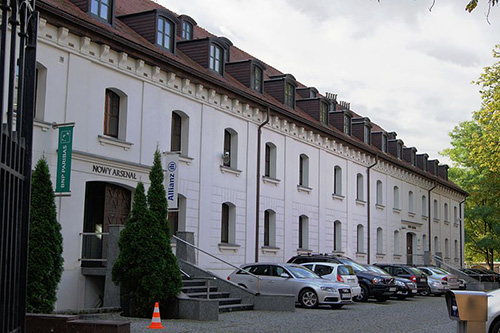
[113,149,182,317]
[27,158,64,313]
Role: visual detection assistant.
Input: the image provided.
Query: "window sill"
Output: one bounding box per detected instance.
[261,246,280,254]
[218,243,240,252]
[355,252,366,259]
[220,165,242,177]
[444,220,450,225]
[433,218,440,223]
[34,119,51,132]
[297,185,312,193]
[297,248,312,255]
[393,254,402,258]
[179,155,194,165]
[332,250,345,255]
[393,208,401,214]
[332,194,345,201]
[97,135,133,151]
[262,176,281,186]
[356,200,366,207]
[376,204,385,211]
[408,212,416,218]
[376,253,386,259]
[422,215,429,221]
[454,223,459,228]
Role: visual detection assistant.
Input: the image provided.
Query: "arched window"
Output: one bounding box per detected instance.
[157,17,174,52]
[357,224,364,253]
[434,236,439,255]
[299,154,309,187]
[104,89,120,138]
[356,173,364,201]
[394,230,400,255]
[377,227,384,254]
[334,166,342,195]
[454,240,458,259]
[444,203,449,222]
[376,180,383,206]
[433,199,439,220]
[265,142,277,179]
[334,221,342,252]
[221,202,236,244]
[445,238,450,258]
[454,206,458,224]
[223,128,238,168]
[299,215,309,249]
[171,111,189,155]
[393,186,400,209]
[35,62,47,121]
[408,191,414,213]
[264,210,276,247]
[422,196,427,217]
[422,234,428,253]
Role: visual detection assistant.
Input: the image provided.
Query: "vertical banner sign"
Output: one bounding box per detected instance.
[56,125,74,193]
[165,152,179,209]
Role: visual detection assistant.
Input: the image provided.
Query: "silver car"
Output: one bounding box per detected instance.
[300,262,361,298]
[418,266,460,289]
[227,263,353,308]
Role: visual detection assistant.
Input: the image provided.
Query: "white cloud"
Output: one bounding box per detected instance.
[160,0,499,165]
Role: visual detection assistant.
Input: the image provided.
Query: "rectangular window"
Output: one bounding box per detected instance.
[284,83,294,108]
[320,102,328,125]
[104,90,119,137]
[253,66,262,93]
[343,114,351,135]
[221,204,229,243]
[182,21,192,40]
[223,130,231,167]
[168,210,178,236]
[381,134,388,153]
[264,211,270,246]
[265,144,271,177]
[210,44,222,74]
[91,0,111,22]
[364,125,371,144]
[171,112,182,152]
[157,17,173,51]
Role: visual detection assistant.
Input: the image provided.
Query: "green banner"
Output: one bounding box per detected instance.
[56,125,74,193]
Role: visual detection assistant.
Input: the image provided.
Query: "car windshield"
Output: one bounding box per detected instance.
[287,265,320,279]
[433,267,450,275]
[365,265,390,275]
[338,265,355,275]
[409,267,424,275]
[337,258,367,272]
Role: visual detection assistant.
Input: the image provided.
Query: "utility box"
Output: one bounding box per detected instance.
[445,290,488,333]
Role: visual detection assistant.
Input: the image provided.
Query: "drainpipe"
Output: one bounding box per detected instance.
[255,107,270,262]
[366,154,379,264]
[459,197,466,268]
[428,183,437,254]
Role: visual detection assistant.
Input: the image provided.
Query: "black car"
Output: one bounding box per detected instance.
[288,254,397,302]
[374,264,430,295]
[363,264,417,300]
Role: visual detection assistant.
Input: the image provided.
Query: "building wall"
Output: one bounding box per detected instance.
[34,19,465,311]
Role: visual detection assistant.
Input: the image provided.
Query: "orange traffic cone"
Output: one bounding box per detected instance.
[148,302,164,329]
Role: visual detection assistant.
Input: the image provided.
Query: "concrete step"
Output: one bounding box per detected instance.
[182,279,211,287]
[219,303,254,313]
[181,286,219,294]
[218,297,244,306]
[186,291,231,299]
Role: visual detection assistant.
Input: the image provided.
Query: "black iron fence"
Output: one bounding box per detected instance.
[0,0,38,332]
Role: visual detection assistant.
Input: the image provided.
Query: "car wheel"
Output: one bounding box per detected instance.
[419,289,430,296]
[330,304,344,309]
[376,296,388,302]
[433,293,442,297]
[355,284,369,302]
[491,319,500,333]
[299,289,319,309]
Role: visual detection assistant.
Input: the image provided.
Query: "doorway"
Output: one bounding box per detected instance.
[406,233,414,265]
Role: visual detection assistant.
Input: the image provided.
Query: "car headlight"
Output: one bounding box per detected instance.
[320,286,337,292]
[372,277,383,284]
[396,280,405,286]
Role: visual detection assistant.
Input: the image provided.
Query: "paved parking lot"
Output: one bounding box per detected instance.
[93,295,457,332]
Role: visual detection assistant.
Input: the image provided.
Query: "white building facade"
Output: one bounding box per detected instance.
[33,0,466,311]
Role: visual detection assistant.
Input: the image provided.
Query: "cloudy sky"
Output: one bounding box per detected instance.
[160,0,499,165]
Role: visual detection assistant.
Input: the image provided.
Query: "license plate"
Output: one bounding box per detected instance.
[412,289,417,293]
[389,287,396,292]
[341,294,351,300]
[420,278,425,282]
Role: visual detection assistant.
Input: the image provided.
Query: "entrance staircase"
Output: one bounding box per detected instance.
[181,275,253,313]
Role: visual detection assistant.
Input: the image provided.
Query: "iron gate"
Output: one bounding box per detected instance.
[0,0,38,332]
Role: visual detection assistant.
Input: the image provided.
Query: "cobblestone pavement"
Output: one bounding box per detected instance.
[90,296,457,332]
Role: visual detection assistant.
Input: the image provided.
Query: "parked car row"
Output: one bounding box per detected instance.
[227,253,463,309]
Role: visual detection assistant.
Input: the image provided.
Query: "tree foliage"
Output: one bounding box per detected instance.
[465,0,498,12]
[113,149,182,318]
[27,158,64,313]
[443,46,500,269]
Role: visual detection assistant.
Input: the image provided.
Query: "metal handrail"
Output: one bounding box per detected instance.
[173,235,262,293]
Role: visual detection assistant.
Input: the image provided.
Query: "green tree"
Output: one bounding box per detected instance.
[465,0,498,12]
[113,150,182,318]
[27,158,64,313]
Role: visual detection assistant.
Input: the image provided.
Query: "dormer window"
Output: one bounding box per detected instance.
[311,91,317,98]
[397,142,402,159]
[253,66,263,93]
[364,125,371,144]
[182,21,193,40]
[157,17,174,52]
[343,114,351,135]
[285,83,295,108]
[320,102,328,125]
[381,134,388,153]
[210,44,223,74]
[91,0,112,22]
